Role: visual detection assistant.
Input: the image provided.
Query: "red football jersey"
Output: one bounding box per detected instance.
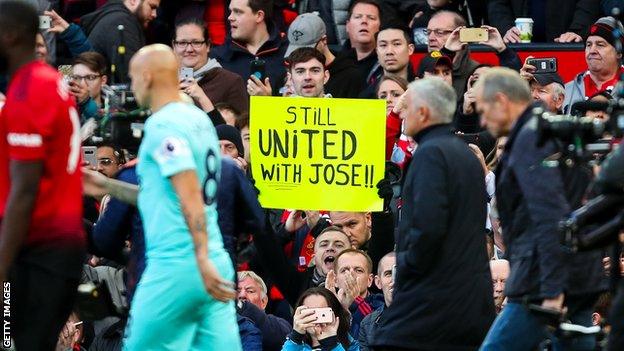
[0,61,84,246]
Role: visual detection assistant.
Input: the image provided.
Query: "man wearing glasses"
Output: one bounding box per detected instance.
[426,10,521,97]
[95,143,125,178]
[68,52,108,124]
[173,19,249,116]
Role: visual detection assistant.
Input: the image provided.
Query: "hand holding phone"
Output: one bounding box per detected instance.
[459,28,488,43]
[82,146,97,168]
[39,15,51,30]
[526,58,557,74]
[250,58,266,82]
[310,307,334,324]
[179,67,194,82]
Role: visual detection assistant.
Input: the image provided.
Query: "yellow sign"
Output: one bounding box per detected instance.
[250,96,386,211]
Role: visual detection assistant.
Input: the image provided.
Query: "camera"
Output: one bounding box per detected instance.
[535,100,624,162]
[561,195,624,252]
[86,84,150,154]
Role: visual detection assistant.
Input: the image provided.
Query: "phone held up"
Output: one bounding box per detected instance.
[250,58,267,82]
[459,27,488,43]
[527,58,558,74]
[82,146,97,168]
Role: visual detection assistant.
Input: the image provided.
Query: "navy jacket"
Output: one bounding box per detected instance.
[239,301,291,351]
[238,314,263,351]
[496,105,605,300]
[217,157,264,267]
[373,124,495,350]
[210,24,288,95]
[58,23,94,58]
[358,305,384,351]
[91,165,144,303]
[348,293,384,339]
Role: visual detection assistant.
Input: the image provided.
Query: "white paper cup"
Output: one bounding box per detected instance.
[515,18,534,43]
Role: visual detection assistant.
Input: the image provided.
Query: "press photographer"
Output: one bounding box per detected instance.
[475,68,605,351]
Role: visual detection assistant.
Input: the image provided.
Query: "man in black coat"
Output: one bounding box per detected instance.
[488,0,601,43]
[81,0,160,83]
[476,68,605,350]
[372,77,495,350]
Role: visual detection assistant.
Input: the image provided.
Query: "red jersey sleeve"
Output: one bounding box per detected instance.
[5,73,60,161]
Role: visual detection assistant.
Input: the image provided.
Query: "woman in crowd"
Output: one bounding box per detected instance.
[69,51,108,123]
[282,287,358,351]
[377,75,414,170]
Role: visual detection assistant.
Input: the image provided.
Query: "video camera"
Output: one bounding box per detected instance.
[535,99,624,163]
[560,194,624,252]
[85,84,150,154]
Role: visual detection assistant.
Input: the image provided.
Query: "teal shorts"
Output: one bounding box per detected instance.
[122,252,241,351]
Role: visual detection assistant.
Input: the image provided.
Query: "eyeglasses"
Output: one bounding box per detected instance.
[70,74,101,82]
[173,40,206,49]
[425,29,454,37]
[97,158,116,166]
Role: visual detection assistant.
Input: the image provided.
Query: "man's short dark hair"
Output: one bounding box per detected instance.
[235,112,249,130]
[0,1,39,50]
[73,52,108,76]
[248,0,273,23]
[334,248,373,274]
[96,142,126,165]
[348,0,381,19]
[287,47,326,70]
[174,18,211,45]
[375,23,414,45]
[215,102,240,117]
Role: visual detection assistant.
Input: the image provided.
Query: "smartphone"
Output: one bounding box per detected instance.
[82,146,97,167]
[250,58,266,82]
[310,307,334,324]
[179,67,194,81]
[457,132,481,145]
[459,28,488,43]
[527,58,557,74]
[39,15,51,30]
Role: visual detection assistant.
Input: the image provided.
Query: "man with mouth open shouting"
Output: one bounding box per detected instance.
[253,225,351,307]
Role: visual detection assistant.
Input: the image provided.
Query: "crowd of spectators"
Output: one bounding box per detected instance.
[3,0,624,350]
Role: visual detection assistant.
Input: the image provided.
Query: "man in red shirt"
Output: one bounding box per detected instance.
[563,16,624,114]
[0,2,85,350]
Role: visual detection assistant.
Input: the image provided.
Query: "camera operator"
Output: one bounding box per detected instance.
[475,68,605,351]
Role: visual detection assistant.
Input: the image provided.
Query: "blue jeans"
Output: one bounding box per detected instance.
[480,302,595,351]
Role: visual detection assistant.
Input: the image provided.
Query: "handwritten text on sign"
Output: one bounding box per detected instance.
[250,96,385,211]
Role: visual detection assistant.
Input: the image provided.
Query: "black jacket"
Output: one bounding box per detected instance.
[325,53,367,98]
[373,124,495,350]
[217,158,264,268]
[210,24,288,95]
[488,0,601,41]
[496,104,605,300]
[338,43,379,85]
[238,301,291,351]
[81,0,144,83]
